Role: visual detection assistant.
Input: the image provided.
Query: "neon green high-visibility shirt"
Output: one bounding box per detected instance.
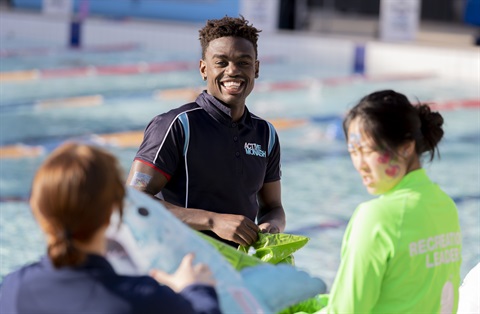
[326,169,462,313]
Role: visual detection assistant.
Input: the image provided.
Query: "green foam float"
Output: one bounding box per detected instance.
[197,231,309,269]
[196,232,264,270]
[278,294,329,314]
[199,231,327,313]
[238,232,310,265]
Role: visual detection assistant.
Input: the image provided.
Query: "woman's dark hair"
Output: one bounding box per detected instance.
[30,143,125,268]
[343,90,444,161]
[199,15,261,59]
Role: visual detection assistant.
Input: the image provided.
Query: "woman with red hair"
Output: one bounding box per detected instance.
[0,143,221,314]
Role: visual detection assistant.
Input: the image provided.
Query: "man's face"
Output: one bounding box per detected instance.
[200,36,259,108]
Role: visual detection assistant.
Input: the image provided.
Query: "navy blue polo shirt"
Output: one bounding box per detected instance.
[135,91,281,242]
[0,255,220,314]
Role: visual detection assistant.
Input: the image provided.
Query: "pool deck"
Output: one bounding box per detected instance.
[0,7,479,81]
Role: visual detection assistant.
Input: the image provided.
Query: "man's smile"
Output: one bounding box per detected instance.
[221,79,244,94]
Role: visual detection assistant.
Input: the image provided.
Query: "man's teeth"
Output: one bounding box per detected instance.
[223,81,241,87]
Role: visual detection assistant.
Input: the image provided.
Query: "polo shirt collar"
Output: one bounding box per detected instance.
[385,168,431,195]
[196,90,253,128]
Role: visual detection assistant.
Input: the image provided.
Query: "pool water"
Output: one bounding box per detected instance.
[0,38,478,289]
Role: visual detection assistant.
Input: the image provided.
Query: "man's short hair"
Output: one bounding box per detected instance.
[199,15,261,59]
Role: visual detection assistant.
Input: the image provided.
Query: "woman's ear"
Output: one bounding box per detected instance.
[401,141,416,158]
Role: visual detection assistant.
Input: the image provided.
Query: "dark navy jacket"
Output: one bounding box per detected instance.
[0,255,221,314]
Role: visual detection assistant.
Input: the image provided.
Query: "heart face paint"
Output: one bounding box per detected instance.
[377,151,402,178]
[347,119,408,195]
[377,152,390,164]
[385,165,400,177]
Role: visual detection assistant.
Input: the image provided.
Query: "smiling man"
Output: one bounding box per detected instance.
[126,16,286,247]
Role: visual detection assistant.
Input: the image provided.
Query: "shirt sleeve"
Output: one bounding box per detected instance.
[326,202,394,313]
[135,114,185,177]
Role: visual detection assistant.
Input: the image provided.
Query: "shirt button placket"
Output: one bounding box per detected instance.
[232,123,241,173]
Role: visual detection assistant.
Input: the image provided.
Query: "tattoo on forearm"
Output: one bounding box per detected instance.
[129,171,152,189]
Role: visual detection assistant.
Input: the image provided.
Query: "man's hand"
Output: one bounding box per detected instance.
[211,213,260,246]
[258,222,281,234]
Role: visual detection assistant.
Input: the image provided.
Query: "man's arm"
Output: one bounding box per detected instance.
[126,159,215,229]
[126,160,259,246]
[257,180,286,234]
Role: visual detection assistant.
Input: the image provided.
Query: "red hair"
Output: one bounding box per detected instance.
[30,143,125,268]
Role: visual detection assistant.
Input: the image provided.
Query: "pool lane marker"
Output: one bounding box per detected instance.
[1,72,438,112]
[0,97,477,159]
[0,118,307,159]
[427,99,480,111]
[154,73,436,99]
[0,60,197,82]
[0,56,283,82]
[2,96,477,160]
[35,95,104,109]
[0,70,40,82]
[151,72,437,101]
[0,42,140,58]
[0,144,45,159]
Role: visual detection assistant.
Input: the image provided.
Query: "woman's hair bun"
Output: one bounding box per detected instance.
[416,104,444,159]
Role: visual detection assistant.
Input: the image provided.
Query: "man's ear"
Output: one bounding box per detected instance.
[199,59,206,80]
[255,60,259,78]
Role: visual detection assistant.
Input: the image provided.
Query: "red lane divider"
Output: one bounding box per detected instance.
[0,43,140,58]
[0,56,283,82]
[35,95,104,109]
[37,61,197,79]
[255,72,437,92]
[428,99,480,111]
[0,61,196,81]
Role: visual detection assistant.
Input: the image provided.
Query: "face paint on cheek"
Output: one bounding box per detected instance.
[129,171,152,189]
[377,152,391,164]
[385,165,400,177]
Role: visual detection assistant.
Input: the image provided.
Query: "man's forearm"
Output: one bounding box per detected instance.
[159,200,215,231]
[257,206,286,232]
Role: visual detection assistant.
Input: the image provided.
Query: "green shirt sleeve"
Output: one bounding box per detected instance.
[326,201,396,313]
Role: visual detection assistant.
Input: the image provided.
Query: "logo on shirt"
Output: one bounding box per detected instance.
[244,142,266,157]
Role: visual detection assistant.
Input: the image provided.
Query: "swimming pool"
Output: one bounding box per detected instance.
[0,36,478,289]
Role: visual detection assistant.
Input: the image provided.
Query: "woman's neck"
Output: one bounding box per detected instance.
[46,226,107,256]
[406,155,422,174]
[74,231,106,256]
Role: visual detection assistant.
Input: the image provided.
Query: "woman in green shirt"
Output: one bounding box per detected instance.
[323,90,462,313]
